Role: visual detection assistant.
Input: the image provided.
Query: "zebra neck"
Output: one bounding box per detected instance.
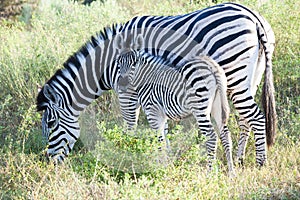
[49,27,123,114]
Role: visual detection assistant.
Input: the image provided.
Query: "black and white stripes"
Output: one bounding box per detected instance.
[36,3,276,166]
[117,50,234,173]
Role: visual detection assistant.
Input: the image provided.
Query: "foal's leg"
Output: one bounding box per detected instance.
[158,122,171,152]
[237,118,251,166]
[210,85,234,175]
[145,105,168,151]
[144,103,170,164]
[118,90,140,129]
[219,126,235,175]
[193,111,218,172]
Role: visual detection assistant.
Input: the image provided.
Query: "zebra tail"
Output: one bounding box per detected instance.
[204,56,230,125]
[215,63,230,126]
[261,55,277,147]
[257,18,277,147]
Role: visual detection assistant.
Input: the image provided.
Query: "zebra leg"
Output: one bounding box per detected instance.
[194,113,218,172]
[203,128,218,173]
[232,93,267,166]
[118,90,140,129]
[151,118,170,164]
[158,122,171,152]
[209,81,234,175]
[219,125,235,175]
[144,104,170,163]
[165,122,170,150]
[152,118,169,152]
[237,118,251,167]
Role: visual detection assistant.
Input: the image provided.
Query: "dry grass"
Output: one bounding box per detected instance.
[0,0,299,199]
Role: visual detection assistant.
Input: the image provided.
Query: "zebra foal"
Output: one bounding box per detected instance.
[116,47,234,174]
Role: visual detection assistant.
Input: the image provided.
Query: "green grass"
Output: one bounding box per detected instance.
[0,0,299,199]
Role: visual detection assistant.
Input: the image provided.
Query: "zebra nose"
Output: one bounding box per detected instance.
[118,76,130,92]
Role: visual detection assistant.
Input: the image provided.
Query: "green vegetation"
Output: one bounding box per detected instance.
[0,0,299,199]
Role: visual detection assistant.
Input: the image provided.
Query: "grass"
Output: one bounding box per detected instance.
[0,144,299,199]
[0,0,299,199]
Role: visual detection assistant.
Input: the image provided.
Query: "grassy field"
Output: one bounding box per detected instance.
[0,0,299,199]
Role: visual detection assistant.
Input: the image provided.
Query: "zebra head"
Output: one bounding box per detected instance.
[116,50,141,92]
[37,84,80,163]
[114,34,145,92]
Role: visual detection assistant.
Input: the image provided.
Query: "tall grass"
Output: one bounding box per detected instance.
[0,0,299,199]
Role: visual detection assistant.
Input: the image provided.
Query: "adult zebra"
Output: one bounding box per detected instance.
[116,47,234,173]
[37,3,276,166]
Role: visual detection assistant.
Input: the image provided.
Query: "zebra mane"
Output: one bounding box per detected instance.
[36,24,123,111]
[63,23,123,71]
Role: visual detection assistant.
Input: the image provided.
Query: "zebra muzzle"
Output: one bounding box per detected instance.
[118,76,130,92]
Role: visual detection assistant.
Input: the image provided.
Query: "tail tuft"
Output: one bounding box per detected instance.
[258,18,276,147]
[261,65,277,147]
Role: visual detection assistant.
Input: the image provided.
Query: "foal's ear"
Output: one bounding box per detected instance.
[114,34,125,51]
[132,34,145,50]
[43,84,59,104]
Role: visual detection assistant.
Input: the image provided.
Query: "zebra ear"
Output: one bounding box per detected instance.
[133,34,144,50]
[114,34,125,51]
[43,84,59,104]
